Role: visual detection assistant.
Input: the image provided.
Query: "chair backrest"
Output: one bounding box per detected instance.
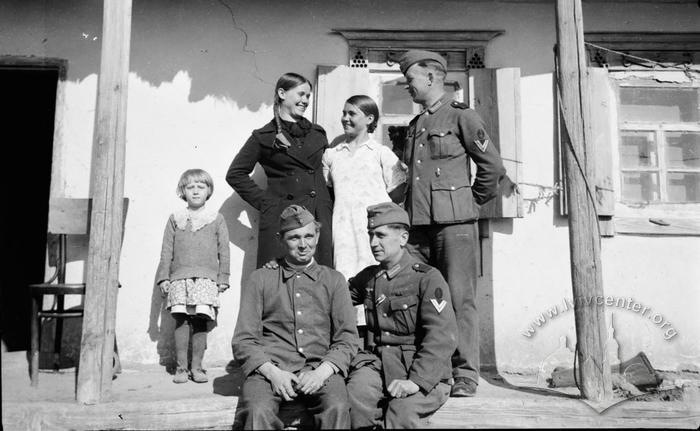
[47,197,130,235]
[48,198,92,235]
[45,198,129,276]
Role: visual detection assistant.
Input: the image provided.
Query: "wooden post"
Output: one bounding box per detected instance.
[77,0,132,404]
[555,0,612,402]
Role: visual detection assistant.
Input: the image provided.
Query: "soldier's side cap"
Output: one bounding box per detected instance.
[367,202,410,229]
[398,50,447,74]
[279,204,315,233]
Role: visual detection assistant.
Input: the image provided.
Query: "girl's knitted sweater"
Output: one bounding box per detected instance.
[156,207,230,285]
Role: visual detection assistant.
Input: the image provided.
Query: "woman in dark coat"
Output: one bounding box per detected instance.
[226,73,333,267]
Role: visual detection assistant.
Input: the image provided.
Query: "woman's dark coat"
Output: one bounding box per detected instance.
[226,119,333,268]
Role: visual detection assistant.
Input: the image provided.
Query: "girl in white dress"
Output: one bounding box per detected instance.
[322,95,406,280]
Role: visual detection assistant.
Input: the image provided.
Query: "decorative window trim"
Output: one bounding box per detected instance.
[584,32,700,69]
[333,29,504,71]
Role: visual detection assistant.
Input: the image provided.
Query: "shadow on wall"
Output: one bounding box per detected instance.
[20,0,289,109]
[148,276,177,372]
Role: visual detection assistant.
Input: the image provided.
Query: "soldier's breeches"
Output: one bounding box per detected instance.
[347,365,384,429]
[385,382,450,428]
[234,372,350,430]
[347,364,451,429]
[407,222,480,383]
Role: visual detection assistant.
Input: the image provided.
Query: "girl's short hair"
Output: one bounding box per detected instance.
[346,95,380,133]
[176,168,214,201]
[273,72,313,134]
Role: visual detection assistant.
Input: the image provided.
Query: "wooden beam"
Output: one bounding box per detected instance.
[555,0,612,402]
[77,0,132,404]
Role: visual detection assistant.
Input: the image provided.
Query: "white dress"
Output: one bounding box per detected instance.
[322,138,406,280]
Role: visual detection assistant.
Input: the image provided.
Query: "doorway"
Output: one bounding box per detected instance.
[0,62,59,351]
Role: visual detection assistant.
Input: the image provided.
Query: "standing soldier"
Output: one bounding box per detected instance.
[346,202,458,429]
[397,50,506,397]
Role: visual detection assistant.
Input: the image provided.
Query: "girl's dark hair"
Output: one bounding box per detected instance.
[274,72,313,134]
[346,95,380,133]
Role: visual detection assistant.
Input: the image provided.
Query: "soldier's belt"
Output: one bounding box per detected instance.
[372,333,416,347]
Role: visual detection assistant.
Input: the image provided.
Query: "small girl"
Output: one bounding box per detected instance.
[156,168,230,384]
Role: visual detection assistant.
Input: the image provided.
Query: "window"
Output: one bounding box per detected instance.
[616,84,700,204]
[373,73,465,148]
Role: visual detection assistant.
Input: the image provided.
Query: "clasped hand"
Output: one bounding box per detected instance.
[263,363,333,401]
[387,379,419,398]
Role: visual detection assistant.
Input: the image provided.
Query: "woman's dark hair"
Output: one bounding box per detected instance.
[346,95,380,133]
[274,72,312,134]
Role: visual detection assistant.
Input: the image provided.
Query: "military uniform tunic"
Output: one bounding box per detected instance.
[404,93,505,225]
[402,93,505,385]
[232,259,359,429]
[346,250,458,428]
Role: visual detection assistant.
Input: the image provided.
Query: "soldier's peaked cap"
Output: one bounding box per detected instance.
[367,202,410,229]
[279,204,315,233]
[398,50,447,74]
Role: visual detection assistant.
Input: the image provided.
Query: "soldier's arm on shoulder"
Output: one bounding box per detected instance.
[458,109,506,205]
[232,270,271,376]
[323,271,360,376]
[348,267,372,306]
[407,267,458,393]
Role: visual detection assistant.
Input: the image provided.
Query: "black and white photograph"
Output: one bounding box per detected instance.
[1,0,699,429]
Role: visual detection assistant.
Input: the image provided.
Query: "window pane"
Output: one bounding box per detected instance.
[666,132,700,169]
[667,172,700,203]
[619,131,657,168]
[382,79,413,115]
[619,87,699,123]
[621,172,660,202]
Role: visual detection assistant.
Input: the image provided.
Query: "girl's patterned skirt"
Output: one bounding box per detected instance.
[166,277,219,321]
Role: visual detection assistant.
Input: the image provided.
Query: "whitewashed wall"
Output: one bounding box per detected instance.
[3,0,699,372]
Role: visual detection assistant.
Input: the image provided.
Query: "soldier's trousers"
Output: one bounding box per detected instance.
[233,373,350,430]
[407,222,480,384]
[347,365,450,429]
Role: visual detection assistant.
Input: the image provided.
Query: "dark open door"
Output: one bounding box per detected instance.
[0,63,59,351]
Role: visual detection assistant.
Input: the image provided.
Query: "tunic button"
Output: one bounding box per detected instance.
[384,331,390,336]
[450,186,455,190]
[415,176,420,181]
[287,194,294,200]
[308,169,315,174]
[297,329,304,334]
[296,310,302,315]
[419,143,424,147]
[298,347,304,353]
[287,171,294,176]
[382,313,388,318]
[417,160,422,164]
[309,190,316,197]
[295,292,301,298]
[402,304,408,310]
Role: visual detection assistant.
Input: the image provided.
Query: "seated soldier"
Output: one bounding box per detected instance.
[346,202,458,429]
[232,204,359,430]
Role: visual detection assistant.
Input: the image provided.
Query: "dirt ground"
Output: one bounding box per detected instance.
[2,350,700,430]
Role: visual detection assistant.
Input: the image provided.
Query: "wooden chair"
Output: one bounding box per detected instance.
[29,198,127,387]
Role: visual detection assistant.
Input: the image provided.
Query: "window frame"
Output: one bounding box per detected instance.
[609,72,700,218]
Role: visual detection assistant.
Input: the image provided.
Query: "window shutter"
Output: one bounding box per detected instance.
[472,68,523,218]
[557,67,615,223]
[315,65,371,144]
[589,67,615,217]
